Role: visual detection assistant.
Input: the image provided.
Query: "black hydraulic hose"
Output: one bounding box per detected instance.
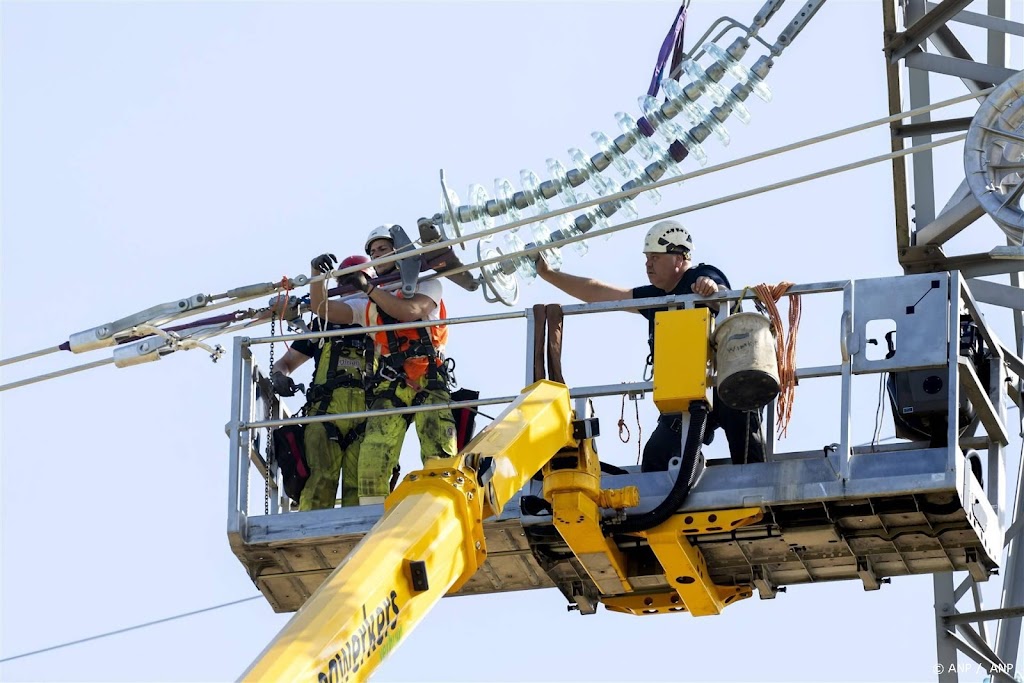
[603,401,709,535]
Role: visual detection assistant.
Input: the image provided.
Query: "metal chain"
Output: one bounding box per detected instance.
[265,312,276,516]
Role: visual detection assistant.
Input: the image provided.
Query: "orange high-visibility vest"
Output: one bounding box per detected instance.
[365,296,448,383]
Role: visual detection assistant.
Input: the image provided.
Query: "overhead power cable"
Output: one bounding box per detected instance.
[0,132,972,394]
[0,87,992,395]
[0,596,263,664]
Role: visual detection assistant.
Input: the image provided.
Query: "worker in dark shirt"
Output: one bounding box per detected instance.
[536,220,764,471]
[269,255,375,509]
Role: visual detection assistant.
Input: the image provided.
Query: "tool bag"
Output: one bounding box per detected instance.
[272,424,309,503]
[451,388,480,451]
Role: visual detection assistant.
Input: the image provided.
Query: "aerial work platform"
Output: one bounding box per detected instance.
[227,272,1018,616]
[232,442,999,613]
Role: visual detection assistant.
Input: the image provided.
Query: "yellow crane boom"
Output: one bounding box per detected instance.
[240,379,577,682]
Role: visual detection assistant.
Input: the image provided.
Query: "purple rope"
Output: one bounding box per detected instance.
[116,312,241,345]
[59,311,243,351]
[647,4,688,98]
[165,312,241,333]
[638,3,688,139]
[325,248,453,298]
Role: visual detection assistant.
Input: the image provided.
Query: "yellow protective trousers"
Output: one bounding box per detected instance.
[299,386,365,510]
[357,380,457,498]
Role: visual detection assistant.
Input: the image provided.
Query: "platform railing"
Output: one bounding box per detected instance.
[225,272,1021,532]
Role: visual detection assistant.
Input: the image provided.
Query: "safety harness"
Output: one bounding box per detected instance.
[305,330,374,449]
[371,308,455,425]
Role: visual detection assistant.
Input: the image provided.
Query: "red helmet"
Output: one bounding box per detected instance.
[339,254,376,279]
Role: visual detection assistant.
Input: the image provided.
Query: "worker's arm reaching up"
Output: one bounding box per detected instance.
[535,255,633,303]
[339,271,438,323]
[308,253,357,325]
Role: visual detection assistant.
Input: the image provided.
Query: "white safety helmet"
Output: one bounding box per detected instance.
[364,224,396,255]
[642,220,693,255]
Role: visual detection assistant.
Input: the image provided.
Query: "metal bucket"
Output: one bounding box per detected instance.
[713,312,780,411]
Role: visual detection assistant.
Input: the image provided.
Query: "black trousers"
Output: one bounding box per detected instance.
[641,393,765,472]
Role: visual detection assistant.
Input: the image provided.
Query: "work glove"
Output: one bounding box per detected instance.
[270,370,299,397]
[311,253,338,275]
[340,272,373,294]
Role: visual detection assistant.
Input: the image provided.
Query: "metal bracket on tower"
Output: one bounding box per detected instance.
[774,0,828,53]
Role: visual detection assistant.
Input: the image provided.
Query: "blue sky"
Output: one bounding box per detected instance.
[2,2,1022,681]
